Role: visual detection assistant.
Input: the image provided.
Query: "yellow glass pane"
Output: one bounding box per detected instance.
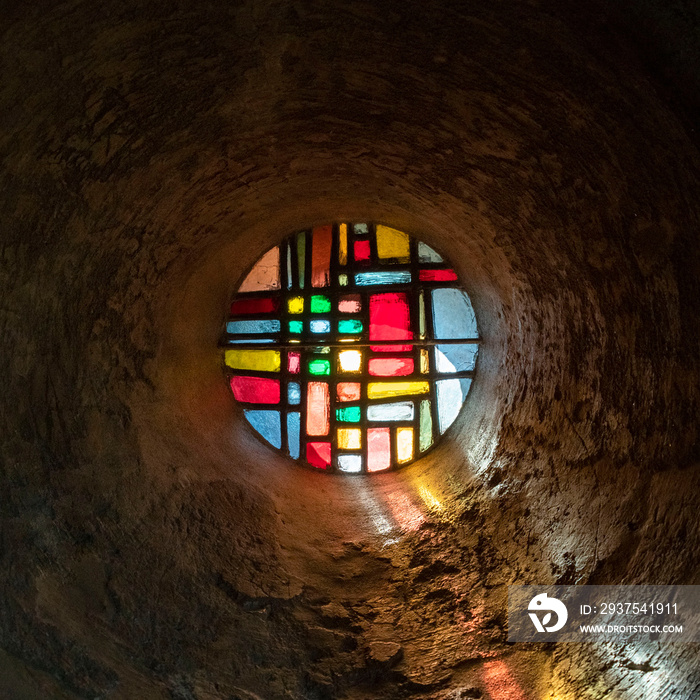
[339,273,348,286]
[376,225,410,261]
[287,296,304,314]
[225,349,281,373]
[339,223,348,265]
[420,348,429,373]
[337,427,361,450]
[367,381,429,399]
[397,427,414,463]
[338,349,362,373]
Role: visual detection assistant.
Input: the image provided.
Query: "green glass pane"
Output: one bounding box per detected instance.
[308,358,331,376]
[419,399,433,452]
[419,290,426,338]
[310,295,331,313]
[338,319,363,334]
[289,320,303,334]
[336,406,361,423]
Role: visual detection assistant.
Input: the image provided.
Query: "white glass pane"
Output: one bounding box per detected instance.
[436,378,471,433]
[366,401,414,421]
[435,344,478,373]
[431,288,477,339]
[338,454,362,473]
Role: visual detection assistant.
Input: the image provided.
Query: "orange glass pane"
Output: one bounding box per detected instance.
[306,381,330,436]
[339,223,348,265]
[367,427,391,472]
[337,382,361,402]
[368,357,414,377]
[238,247,280,292]
[311,225,332,287]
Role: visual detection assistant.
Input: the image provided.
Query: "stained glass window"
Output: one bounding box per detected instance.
[223,223,480,474]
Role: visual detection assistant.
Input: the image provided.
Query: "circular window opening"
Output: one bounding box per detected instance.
[223,223,479,473]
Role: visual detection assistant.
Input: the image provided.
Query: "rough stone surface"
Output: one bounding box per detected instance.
[367,642,403,666]
[1,0,699,698]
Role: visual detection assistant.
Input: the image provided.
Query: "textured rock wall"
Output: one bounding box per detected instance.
[1,0,699,698]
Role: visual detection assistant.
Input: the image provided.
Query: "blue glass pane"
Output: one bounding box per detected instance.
[355,271,411,286]
[244,409,281,448]
[431,289,477,338]
[287,412,300,459]
[436,378,472,434]
[227,319,281,334]
[338,454,362,473]
[310,319,331,333]
[288,382,301,404]
[435,344,478,373]
[418,242,443,263]
[366,401,414,421]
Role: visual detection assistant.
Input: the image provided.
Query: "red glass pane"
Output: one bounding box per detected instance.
[306,381,330,436]
[337,382,361,402]
[368,357,414,376]
[230,376,280,403]
[288,351,300,373]
[419,269,458,282]
[367,427,391,472]
[311,225,332,287]
[354,239,371,263]
[369,292,412,352]
[306,441,332,469]
[230,297,279,315]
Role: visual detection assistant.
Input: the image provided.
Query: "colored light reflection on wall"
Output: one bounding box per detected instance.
[225,223,479,473]
[481,660,528,700]
[417,484,443,511]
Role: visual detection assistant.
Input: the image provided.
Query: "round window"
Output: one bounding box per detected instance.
[223,223,479,473]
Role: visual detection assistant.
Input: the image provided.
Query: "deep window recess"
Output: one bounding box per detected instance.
[223,223,480,473]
